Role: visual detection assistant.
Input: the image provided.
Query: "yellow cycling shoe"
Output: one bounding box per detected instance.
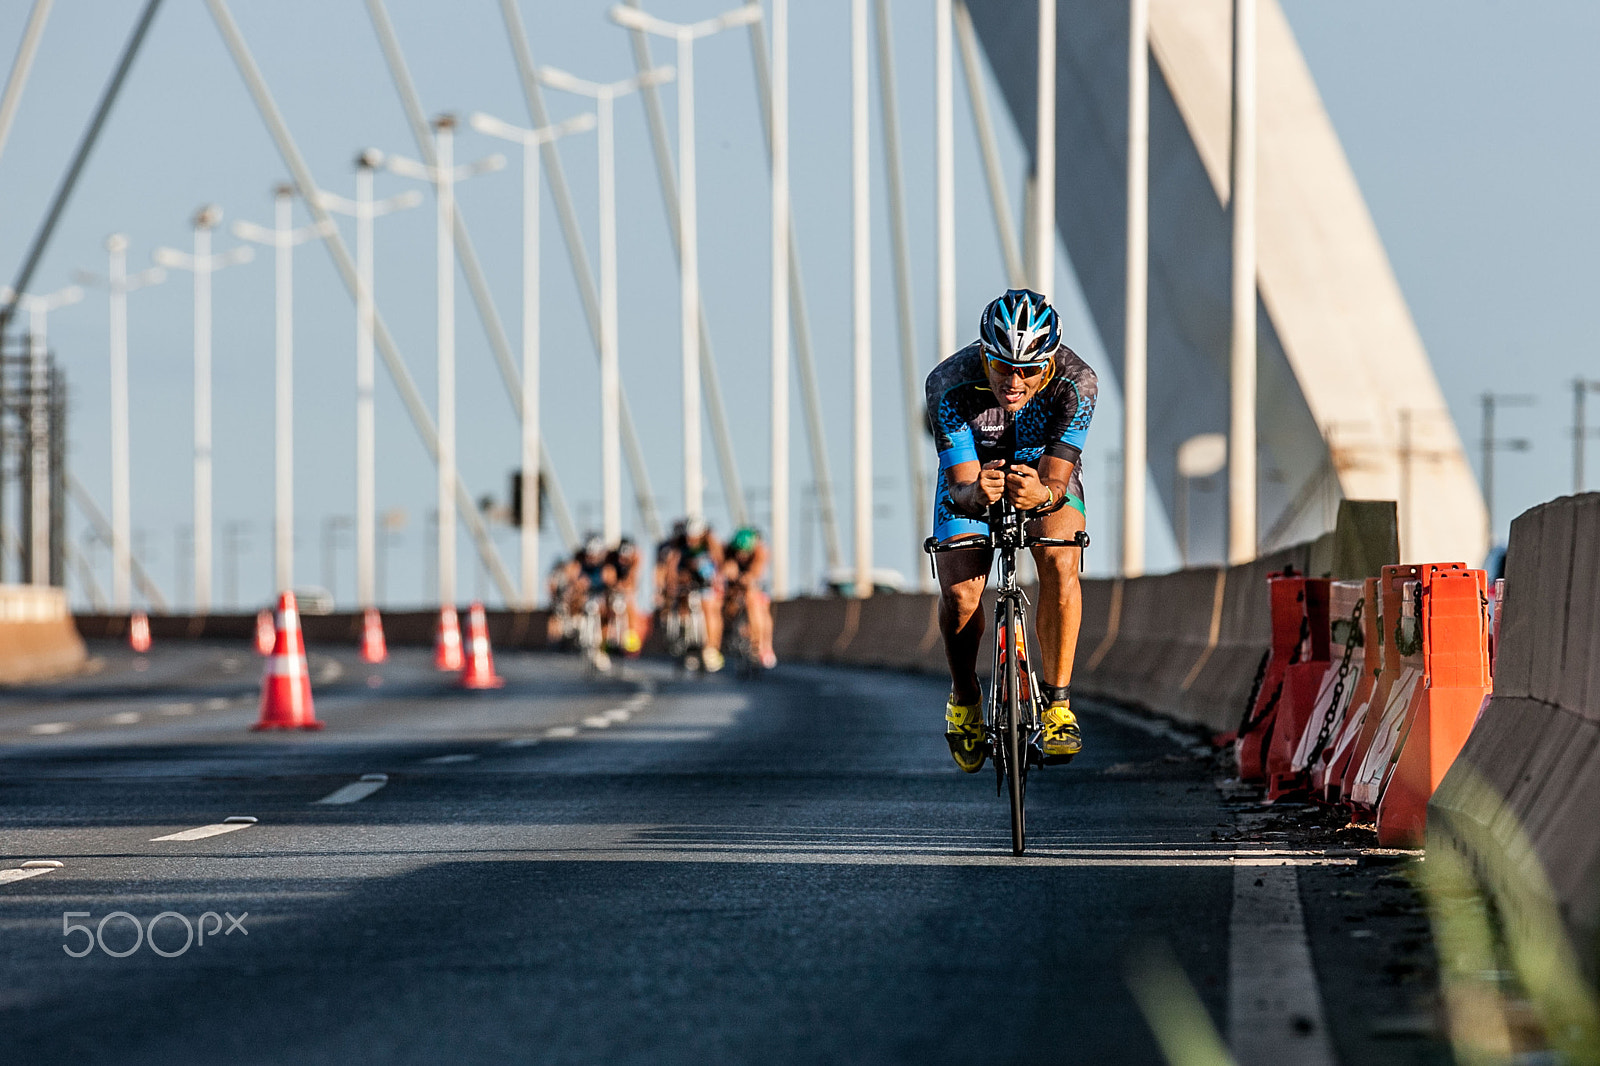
[1041,701,1083,763]
[945,695,987,774]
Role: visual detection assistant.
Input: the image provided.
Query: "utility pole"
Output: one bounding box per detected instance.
[154,205,254,612]
[1573,378,1600,493]
[233,184,332,595]
[1480,392,1534,550]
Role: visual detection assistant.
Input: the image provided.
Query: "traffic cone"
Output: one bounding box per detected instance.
[254,609,275,656]
[434,605,464,672]
[459,601,503,689]
[252,591,323,731]
[128,611,152,653]
[359,608,388,664]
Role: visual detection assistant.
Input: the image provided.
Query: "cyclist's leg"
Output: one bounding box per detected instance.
[1025,478,1087,690]
[933,479,993,705]
[750,588,774,663]
[702,585,724,652]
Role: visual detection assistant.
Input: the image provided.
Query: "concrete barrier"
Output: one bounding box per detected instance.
[0,585,87,683]
[1429,492,1600,981]
[75,609,556,650]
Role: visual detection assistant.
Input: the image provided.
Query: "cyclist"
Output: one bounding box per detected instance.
[723,526,776,669]
[546,555,577,643]
[570,534,618,667]
[660,517,725,672]
[925,288,1096,772]
[606,536,646,655]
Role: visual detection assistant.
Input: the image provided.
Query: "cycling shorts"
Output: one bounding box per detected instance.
[931,465,1085,543]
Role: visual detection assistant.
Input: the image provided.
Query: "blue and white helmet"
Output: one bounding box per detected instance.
[978,288,1060,364]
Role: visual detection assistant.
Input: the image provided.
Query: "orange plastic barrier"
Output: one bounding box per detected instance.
[1235,573,1329,782]
[1273,580,1370,802]
[1316,578,1385,803]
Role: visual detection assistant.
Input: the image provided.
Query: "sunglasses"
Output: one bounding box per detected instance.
[983,352,1049,381]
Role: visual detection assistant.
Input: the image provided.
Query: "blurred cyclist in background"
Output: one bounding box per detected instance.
[724,526,776,669]
[607,535,646,655]
[659,517,725,672]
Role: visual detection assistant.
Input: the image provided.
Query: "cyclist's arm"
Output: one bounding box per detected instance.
[943,459,1006,515]
[1004,455,1074,512]
[745,545,769,583]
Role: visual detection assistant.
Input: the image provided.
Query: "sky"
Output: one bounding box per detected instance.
[0,0,1594,612]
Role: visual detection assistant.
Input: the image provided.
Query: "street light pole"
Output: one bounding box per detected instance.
[1033,0,1055,297]
[234,184,333,595]
[852,0,872,600]
[1574,378,1600,494]
[771,0,791,599]
[1,283,82,585]
[1123,0,1149,579]
[1227,0,1258,566]
[388,116,505,609]
[608,2,763,524]
[154,205,254,612]
[1480,392,1535,550]
[316,151,422,613]
[470,108,598,601]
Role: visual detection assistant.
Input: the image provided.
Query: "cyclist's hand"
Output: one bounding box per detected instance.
[1004,463,1052,510]
[974,460,1007,507]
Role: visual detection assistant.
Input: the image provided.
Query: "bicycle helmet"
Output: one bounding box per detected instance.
[581,534,605,559]
[978,288,1060,365]
[730,527,760,554]
[685,516,709,539]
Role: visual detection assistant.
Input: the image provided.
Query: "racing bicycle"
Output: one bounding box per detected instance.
[925,499,1089,855]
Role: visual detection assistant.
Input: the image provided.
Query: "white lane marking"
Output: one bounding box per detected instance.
[315,659,344,684]
[158,702,196,716]
[602,708,632,723]
[108,711,142,725]
[421,753,478,765]
[316,773,389,805]
[29,722,71,735]
[151,816,259,842]
[582,716,612,729]
[0,861,63,885]
[544,726,579,739]
[501,737,541,748]
[1228,855,1338,1066]
[203,698,230,712]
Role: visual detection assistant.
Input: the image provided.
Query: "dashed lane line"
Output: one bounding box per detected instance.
[315,774,389,805]
[544,726,579,739]
[582,716,613,729]
[0,861,63,885]
[203,698,231,712]
[108,711,142,725]
[151,816,258,842]
[158,702,196,716]
[421,753,478,765]
[29,722,71,735]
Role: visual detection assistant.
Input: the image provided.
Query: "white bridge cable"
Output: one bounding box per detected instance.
[616,0,749,531]
[0,0,54,172]
[498,0,667,540]
[65,474,166,611]
[202,0,554,606]
[742,6,844,572]
[952,0,1025,289]
[363,0,582,557]
[874,0,931,587]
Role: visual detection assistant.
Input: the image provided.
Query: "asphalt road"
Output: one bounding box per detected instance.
[0,641,1450,1064]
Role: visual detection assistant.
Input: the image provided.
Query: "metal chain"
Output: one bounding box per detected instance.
[1238,613,1311,738]
[1306,597,1364,767]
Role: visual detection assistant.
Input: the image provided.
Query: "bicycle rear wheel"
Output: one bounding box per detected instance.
[1003,597,1027,854]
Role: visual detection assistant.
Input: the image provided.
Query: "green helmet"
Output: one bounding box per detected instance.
[730,527,761,554]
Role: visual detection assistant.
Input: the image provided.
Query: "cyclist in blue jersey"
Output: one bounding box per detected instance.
[924,289,1097,772]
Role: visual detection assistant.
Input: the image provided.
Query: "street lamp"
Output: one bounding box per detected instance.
[233,184,335,595]
[469,108,598,605]
[317,150,423,615]
[1480,392,1535,550]
[608,1,762,522]
[388,116,505,609]
[1174,433,1227,568]
[0,282,82,585]
[154,205,255,612]
[1573,379,1600,493]
[75,235,165,611]
[526,66,673,556]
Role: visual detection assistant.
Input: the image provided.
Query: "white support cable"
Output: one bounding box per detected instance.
[202,0,534,604]
[742,6,844,574]
[953,0,1024,288]
[0,0,53,170]
[1228,0,1258,565]
[874,0,930,590]
[1123,0,1149,578]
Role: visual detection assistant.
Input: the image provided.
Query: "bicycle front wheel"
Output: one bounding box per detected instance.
[1003,597,1027,855]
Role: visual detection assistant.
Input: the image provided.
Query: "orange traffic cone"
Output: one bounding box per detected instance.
[359,608,388,664]
[459,601,503,689]
[128,611,152,653]
[252,592,323,731]
[434,605,464,671]
[255,609,275,656]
